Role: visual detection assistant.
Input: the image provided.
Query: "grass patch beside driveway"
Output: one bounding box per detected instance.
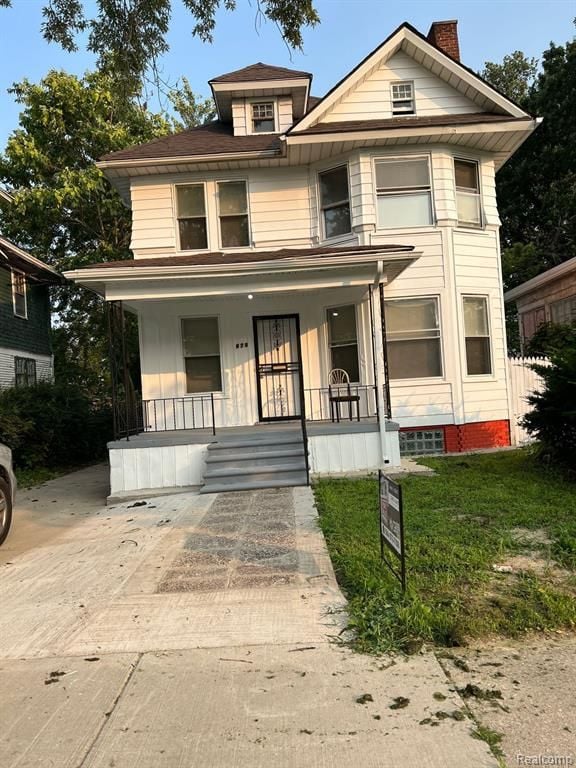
[314,449,576,653]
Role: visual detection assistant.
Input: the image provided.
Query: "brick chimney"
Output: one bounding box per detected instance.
[427,20,460,62]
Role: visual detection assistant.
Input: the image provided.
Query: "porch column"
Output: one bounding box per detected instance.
[371,275,391,465]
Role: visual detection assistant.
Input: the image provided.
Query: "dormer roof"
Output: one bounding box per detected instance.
[209,62,312,121]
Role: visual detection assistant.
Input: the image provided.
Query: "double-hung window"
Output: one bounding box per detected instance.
[375,157,432,228]
[15,356,36,387]
[391,81,415,115]
[326,305,360,382]
[463,297,492,375]
[12,271,27,318]
[455,159,482,227]
[319,165,351,239]
[385,298,442,379]
[218,181,250,248]
[176,185,208,250]
[251,102,275,133]
[181,317,222,393]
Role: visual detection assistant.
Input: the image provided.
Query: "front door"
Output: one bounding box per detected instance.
[253,315,302,421]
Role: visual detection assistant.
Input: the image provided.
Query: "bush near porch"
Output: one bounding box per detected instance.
[0,382,112,481]
[314,450,576,654]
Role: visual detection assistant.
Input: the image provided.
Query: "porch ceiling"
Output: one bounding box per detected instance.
[64,247,420,302]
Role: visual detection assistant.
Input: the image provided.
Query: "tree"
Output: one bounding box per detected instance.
[0,0,320,92]
[168,77,215,131]
[0,70,171,394]
[481,50,538,105]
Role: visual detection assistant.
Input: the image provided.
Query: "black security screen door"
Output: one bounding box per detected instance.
[253,315,303,421]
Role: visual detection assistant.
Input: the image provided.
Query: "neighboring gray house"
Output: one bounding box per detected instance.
[0,189,61,387]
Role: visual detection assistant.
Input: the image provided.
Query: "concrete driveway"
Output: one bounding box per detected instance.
[0,465,498,768]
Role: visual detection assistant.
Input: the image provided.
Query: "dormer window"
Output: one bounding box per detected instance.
[251,102,275,133]
[391,82,415,115]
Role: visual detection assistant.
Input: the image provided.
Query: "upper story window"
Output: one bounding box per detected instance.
[176,184,208,250]
[455,158,482,227]
[12,270,27,318]
[218,181,250,248]
[251,102,275,133]
[319,165,351,239]
[391,81,415,115]
[375,157,432,229]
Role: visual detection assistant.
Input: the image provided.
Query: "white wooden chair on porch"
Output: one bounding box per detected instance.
[328,369,361,422]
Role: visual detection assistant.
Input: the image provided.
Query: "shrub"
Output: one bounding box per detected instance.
[522,349,576,475]
[0,381,112,470]
[525,321,576,357]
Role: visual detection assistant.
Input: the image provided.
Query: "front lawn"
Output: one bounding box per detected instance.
[314,449,576,653]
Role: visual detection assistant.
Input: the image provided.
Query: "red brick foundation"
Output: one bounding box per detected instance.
[401,420,511,453]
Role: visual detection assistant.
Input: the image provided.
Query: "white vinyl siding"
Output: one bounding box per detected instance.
[0,348,53,389]
[322,51,481,124]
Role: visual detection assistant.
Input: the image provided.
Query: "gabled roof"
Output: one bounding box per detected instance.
[289,21,529,134]
[295,113,526,136]
[210,62,311,84]
[505,257,576,303]
[0,236,62,283]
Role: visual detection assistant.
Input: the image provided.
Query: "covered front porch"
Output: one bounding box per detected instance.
[67,245,419,495]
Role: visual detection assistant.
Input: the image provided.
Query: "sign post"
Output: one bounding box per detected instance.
[379,470,406,591]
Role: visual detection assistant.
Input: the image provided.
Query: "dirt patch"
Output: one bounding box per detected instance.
[493,553,570,580]
[509,527,552,547]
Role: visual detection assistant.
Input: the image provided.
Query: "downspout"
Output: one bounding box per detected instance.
[372,260,390,466]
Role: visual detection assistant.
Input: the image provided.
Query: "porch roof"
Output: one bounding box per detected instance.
[64,244,421,301]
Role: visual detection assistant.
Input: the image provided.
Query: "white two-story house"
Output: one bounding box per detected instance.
[66,20,540,498]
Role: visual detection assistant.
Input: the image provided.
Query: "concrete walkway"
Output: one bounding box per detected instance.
[1,465,498,768]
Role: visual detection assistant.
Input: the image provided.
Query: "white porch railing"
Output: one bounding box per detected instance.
[507,356,550,446]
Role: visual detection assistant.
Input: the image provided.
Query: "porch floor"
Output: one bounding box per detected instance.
[108,418,386,449]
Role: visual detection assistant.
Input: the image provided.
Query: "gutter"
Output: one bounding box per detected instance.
[504,252,576,303]
[96,147,284,172]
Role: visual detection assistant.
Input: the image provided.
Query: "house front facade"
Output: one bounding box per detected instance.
[0,190,60,388]
[66,20,539,497]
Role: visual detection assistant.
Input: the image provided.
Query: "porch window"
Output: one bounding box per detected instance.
[181,317,222,393]
[12,271,27,318]
[176,185,208,250]
[14,356,36,387]
[385,297,442,379]
[463,296,492,375]
[218,181,250,248]
[455,158,482,227]
[375,157,432,228]
[251,102,275,133]
[327,305,359,382]
[319,165,351,239]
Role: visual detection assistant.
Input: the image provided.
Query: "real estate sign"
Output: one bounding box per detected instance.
[379,471,406,591]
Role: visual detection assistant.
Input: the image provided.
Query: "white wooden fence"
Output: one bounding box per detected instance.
[507,356,550,445]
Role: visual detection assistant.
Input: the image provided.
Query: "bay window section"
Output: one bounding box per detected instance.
[319,165,351,239]
[176,184,208,250]
[375,157,432,228]
[327,305,359,382]
[181,317,222,393]
[463,297,492,375]
[218,181,250,248]
[455,158,482,227]
[385,298,442,379]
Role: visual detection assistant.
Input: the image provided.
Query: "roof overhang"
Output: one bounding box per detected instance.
[505,255,576,303]
[285,117,541,170]
[0,236,62,283]
[64,248,420,302]
[210,78,310,121]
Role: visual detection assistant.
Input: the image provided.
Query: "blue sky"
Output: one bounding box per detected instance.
[0,0,574,148]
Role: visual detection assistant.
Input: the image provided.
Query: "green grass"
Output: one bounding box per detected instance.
[15,466,67,489]
[314,449,576,653]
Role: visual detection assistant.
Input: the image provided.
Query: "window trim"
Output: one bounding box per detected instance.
[461,294,494,378]
[179,314,224,395]
[249,99,277,134]
[14,355,36,387]
[384,295,445,383]
[174,182,209,252]
[391,80,415,115]
[12,269,28,319]
[215,178,252,250]
[317,162,352,242]
[454,156,483,230]
[372,153,435,231]
[324,302,361,384]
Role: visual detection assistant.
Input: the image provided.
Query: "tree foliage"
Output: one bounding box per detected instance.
[481,51,537,105]
[168,77,215,130]
[0,0,320,91]
[524,322,576,358]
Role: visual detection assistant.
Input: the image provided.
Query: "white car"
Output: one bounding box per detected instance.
[0,444,16,546]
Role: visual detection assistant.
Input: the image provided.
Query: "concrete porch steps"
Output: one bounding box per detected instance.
[200,429,308,494]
